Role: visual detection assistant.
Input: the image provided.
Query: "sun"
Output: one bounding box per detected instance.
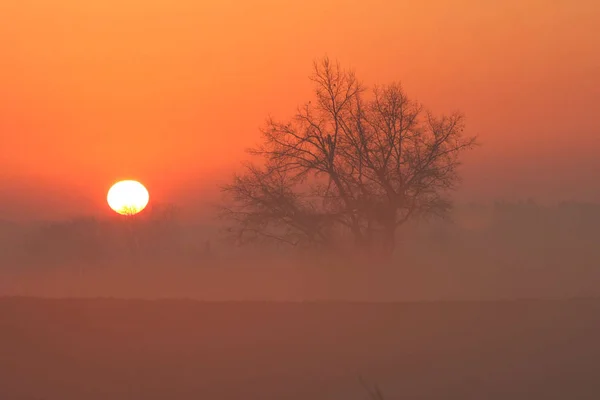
[107,180,150,216]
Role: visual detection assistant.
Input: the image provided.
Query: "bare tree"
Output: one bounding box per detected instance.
[221,57,477,259]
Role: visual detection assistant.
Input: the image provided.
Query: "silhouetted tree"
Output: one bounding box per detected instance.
[221,57,477,259]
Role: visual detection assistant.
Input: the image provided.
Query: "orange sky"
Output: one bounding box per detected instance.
[1,0,599,220]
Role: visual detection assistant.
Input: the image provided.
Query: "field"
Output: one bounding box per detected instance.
[1,297,600,399]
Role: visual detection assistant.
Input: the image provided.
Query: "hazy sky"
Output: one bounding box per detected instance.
[1,0,599,220]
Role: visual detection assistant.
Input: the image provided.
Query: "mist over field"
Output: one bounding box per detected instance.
[2,199,600,400]
[1,200,599,301]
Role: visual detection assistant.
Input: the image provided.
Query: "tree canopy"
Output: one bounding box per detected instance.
[221,57,477,259]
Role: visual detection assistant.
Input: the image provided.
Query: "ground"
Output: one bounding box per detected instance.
[1,297,599,399]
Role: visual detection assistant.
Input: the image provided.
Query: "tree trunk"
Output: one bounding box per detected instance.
[381,223,396,262]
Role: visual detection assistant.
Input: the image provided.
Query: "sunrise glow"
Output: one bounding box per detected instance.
[107,180,150,216]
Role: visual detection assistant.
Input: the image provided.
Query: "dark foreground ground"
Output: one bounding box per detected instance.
[1,297,600,399]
